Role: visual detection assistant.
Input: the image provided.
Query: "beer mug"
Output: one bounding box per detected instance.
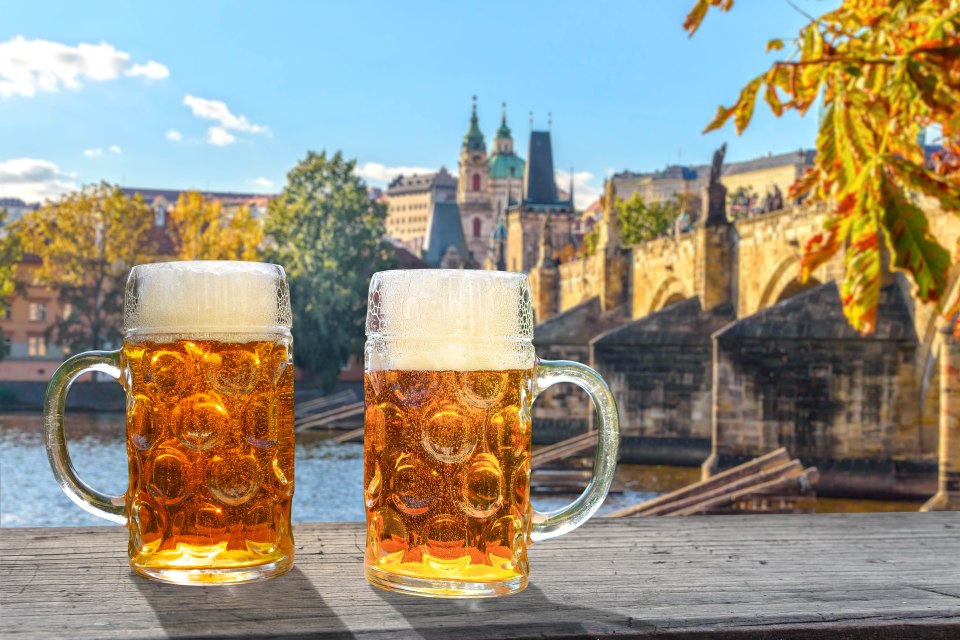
[363,270,620,597]
[44,261,295,585]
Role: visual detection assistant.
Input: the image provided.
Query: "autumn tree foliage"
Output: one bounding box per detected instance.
[0,211,23,360]
[18,184,156,351]
[265,151,396,391]
[168,191,263,261]
[687,0,960,333]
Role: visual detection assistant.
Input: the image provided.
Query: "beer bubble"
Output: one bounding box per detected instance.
[147,448,191,505]
[193,503,227,537]
[269,341,292,388]
[487,513,524,567]
[388,370,439,408]
[421,403,479,464]
[513,455,532,506]
[172,393,228,451]
[378,506,408,555]
[486,404,523,453]
[365,402,399,453]
[458,453,505,519]
[390,453,435,516]
[145,349,188,394]
[131,499,163,550]
[244,394,278,449]
[365,461,382,509]
[271,451,294,498]
[203,347,261,396]
[207,451,262,506]
[457,370,509,409]
[129,449,144,496]
[129,393,161,450]
[423,514,468,559]
[365,369,385,401]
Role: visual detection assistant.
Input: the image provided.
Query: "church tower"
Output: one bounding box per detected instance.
[488,102,525,228]
[458,96,495,265]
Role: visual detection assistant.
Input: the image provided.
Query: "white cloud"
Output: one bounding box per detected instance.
[207,126,236,146]
[124,60,169,80]
[556,169,602,210]
[0,36,168,98]
[109,145,122,155]
[83,147,103,158]
[251,177,273,188]
[0,158,78,203]
[166,129,182,142]
[183,94,268,145]
[356,162,438,185]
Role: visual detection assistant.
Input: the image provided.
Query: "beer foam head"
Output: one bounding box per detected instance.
[124,261,291,338]
[365,269,535,371]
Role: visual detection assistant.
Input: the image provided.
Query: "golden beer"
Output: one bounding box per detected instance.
[364,269,620,598]
[364,369,533,586]
[45,261,295,585]
[123,338,294,576]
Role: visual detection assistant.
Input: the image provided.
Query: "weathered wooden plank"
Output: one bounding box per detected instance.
[3,513,960,639]
[295,402,365,431]
[609,448,792,517]
[531,430,598,469]
[330,425,365,444]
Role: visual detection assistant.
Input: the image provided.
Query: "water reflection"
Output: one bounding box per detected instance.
[0,412,655,527]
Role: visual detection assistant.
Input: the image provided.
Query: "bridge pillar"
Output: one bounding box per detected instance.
[922,329,960,511]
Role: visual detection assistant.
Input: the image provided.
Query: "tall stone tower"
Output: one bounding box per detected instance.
[488,102,525,224]
[457,96,495,265]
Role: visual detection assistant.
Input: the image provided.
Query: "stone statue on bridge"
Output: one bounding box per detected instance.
[704,143,729,226]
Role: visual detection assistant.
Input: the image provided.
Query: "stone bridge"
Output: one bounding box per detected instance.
[529,198,960,500]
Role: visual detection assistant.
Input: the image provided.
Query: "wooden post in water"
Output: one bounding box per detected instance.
[922,329,960,511]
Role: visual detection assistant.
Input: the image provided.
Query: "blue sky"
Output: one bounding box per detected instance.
[0,1,826,208]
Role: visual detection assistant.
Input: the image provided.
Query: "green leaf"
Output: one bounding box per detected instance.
[890,156,960,212]
[878,173,951,304]
[839,181,883,335]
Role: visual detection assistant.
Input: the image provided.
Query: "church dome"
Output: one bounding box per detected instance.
[488,153,525,179]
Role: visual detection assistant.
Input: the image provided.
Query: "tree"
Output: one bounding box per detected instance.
[18,183,156,352]
[686,0,960,334]
[264,151,396,391]
[617,193,680,245]
[168,191,263,261]
[0,210,23,360]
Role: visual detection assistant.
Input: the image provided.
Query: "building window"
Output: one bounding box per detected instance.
[473,217,482,238]
[155,206,166,227]
[472,173,481,192]
[28,302,47,322]
[28,335,47,357]
[2,305,10,321]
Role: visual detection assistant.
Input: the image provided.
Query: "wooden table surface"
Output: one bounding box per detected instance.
[3,512,960,639]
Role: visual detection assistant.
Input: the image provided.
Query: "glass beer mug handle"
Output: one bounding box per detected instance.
[44,350,127,524]
[530,359,620,543]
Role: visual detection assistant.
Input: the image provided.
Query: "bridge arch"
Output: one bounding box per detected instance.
[648,276,689,314]
[755,256,821,313]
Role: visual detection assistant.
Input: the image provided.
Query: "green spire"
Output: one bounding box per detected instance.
[463,95,486,152]
[496,101,511,140]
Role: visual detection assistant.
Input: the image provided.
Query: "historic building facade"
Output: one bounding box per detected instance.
[384,169,457,254]
[457,98,524,266]
[504,129,578,273]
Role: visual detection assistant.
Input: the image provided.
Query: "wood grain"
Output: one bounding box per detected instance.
[3,513,960,639]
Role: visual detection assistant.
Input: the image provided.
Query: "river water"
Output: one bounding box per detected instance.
[0,412,657,528]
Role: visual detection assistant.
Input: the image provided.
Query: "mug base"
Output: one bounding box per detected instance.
[365,565,527,598]
[131,554,294,586]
